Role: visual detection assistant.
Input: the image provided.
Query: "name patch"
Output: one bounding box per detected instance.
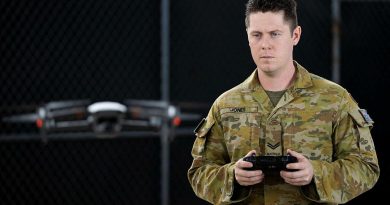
[230,107,245,113]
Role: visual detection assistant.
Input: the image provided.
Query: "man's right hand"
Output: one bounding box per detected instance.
[234,150,264,186]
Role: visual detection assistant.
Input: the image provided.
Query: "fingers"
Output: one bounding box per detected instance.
[238,150,257,169]
[281,169,312,186]
[281,149,314,186]
[280,169,313,186]
[234,150,264,186]
[282,174,312,186]
[235,150,314,186]
[235,167,264,186]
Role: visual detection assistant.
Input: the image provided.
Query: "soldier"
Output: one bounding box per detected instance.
[187,0,380,204]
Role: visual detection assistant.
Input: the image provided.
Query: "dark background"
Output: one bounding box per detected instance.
[0,0,388,204]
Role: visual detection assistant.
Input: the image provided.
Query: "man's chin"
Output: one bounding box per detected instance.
[258,65,275,73]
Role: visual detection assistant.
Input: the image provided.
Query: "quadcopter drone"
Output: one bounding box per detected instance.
[2,99,202,138]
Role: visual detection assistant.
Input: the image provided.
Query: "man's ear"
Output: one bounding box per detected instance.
[292,26,302,46]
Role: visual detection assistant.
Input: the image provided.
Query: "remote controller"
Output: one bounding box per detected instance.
[243,155,298,171]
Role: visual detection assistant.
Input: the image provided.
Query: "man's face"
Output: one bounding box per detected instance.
[247,11,301,75]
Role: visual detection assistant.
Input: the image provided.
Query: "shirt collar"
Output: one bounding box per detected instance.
[241,61,313,91]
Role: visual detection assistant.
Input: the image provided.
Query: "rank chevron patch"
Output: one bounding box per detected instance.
[267,142,280,150]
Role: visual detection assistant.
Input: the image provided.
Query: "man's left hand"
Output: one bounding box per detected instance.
[280,149,314,186]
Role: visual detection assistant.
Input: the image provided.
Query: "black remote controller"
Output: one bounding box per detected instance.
[243,155,298,172]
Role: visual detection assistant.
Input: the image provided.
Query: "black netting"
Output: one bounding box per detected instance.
[170,0,255,103]
[0,0,388,204]
[0,0,160,106]
[340,2,390,204]
[0,138,160,205]
[170,136,208,205]
[294,0,332,78]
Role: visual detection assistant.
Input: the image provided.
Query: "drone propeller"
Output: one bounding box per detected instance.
[2,113,38,123]
[1,99,203,138]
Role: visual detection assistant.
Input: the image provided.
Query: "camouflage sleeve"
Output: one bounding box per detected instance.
[187,102,249,204]
[301,91,380,203]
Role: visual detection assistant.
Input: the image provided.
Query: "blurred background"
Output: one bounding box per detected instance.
[0,0,389,204]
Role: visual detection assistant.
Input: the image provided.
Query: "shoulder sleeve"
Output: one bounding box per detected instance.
[347,97,378,166]
[303,91,380,204]
[187,101,246,204]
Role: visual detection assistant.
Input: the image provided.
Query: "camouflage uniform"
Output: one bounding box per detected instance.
[187,62,380,205]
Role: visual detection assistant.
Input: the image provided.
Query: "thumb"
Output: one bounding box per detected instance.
[287,149,304,160]
[245,150,257,157]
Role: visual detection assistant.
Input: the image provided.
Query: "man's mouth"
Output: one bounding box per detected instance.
[260,56,274,59]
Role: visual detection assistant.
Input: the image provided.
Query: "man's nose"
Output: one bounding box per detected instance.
[261,37,271,50]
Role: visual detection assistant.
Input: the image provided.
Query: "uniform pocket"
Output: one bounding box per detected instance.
[220,107,261,158]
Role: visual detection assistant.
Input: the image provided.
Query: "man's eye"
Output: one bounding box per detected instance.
[271,32,280,37]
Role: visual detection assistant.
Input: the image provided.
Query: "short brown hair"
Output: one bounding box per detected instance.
[245,0,298,32]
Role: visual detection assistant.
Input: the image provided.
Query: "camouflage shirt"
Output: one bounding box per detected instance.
[187,62,380,205]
